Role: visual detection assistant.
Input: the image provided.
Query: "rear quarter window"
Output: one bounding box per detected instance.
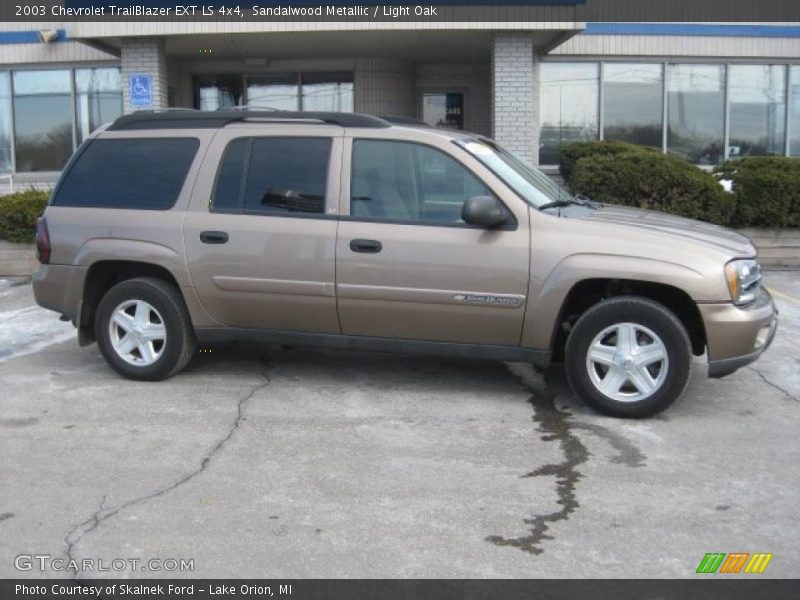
[52,138,200,210]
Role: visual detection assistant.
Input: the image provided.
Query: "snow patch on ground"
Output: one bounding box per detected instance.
[0,304,76,362]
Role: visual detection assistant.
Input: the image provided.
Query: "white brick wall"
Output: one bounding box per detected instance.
[120,37,168,113]
[492,34,539,164]
[354,59,415,117]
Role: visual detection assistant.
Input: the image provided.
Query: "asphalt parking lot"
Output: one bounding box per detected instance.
[1,272,798,579]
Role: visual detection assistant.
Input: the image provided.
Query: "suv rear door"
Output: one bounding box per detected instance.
[335,131,530,345]
[183,125,342,332]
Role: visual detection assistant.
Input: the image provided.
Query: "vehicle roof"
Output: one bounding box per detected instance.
[105,109,474,142]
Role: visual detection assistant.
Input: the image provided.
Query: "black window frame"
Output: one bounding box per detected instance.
[345,138,517,231]
[210,135,333,219]
[50,136,200,210]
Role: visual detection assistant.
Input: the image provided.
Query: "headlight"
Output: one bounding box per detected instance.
[725,259,761,305]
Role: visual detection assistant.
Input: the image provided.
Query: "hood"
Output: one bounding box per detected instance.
[571,205,755,257]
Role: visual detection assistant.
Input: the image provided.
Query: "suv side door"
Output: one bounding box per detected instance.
[183,125,342,333]
[335,131,530,346]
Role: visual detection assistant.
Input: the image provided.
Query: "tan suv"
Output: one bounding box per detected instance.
[32,110,777,417]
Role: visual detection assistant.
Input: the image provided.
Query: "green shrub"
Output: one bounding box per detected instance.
[0,189,50,243]
[568,150,735,226]
[559,140,656,182]
[714,157,800,228]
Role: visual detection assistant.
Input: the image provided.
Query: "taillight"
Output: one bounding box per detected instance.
[36,217,51,264]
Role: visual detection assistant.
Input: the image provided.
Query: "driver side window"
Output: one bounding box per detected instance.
[350,139,494,225]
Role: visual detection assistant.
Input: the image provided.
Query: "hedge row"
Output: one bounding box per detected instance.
[561,141,799,228]
[0,189,50,243]
[714,157,800,228]
[558,140,659,183]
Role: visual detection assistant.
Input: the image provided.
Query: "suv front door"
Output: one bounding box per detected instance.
[183,126,342,332]
[336,135,530,346]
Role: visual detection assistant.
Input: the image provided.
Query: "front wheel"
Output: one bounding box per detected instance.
[565,296,692,418]
[95,277,195,381]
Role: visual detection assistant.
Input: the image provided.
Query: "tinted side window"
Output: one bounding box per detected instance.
[212,138,248,211]
[212,137,331,215]
[53,138,199,210]
[350,140,494,224]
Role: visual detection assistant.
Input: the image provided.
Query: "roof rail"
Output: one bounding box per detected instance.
[130,107,200,113]
[380,115,431,127]
[222,104,279,111]
[108,110,391,131]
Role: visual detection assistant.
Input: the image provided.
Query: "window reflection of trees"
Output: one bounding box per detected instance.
[540,61,793,166]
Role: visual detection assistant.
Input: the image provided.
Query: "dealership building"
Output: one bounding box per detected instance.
[0,12,798,184]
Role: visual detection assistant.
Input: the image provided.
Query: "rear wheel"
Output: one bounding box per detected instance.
[95,277,195,381]
[565,296,691,418]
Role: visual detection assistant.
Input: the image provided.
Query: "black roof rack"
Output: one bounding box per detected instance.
[108,109,392,131]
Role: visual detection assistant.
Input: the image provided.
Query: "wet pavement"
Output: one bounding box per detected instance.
[0,272,798,578]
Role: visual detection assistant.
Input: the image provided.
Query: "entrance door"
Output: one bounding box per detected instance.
[336,136,530,346]
[422,92,464,129]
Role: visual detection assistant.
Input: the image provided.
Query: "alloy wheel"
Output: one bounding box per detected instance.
[585,322,669,402]
[108,299,167,367]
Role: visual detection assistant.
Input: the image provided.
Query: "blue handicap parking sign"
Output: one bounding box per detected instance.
[129,74,152,108]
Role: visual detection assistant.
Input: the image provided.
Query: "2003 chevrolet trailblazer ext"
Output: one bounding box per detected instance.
[32,110,777,417]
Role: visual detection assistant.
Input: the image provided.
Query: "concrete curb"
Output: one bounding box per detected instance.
[739,228,800,269]
[0,241,37,277]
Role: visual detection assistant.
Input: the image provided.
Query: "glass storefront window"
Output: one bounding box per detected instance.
[540,62,599,165]
[667,64,726,165]
[194,75,243,111]
[603,63,663,148]
[728,65,786,157]
[301,73,354,112]
[790,66,800,157]
[13,70,73,171]
[0,72,12,173]
[194,72,355,113]
[247,75,299,111]
[75,68,123,144]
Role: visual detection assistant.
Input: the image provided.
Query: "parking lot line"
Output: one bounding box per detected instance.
[768,288,800,305]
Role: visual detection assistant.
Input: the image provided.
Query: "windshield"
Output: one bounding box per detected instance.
[456,138,569,208]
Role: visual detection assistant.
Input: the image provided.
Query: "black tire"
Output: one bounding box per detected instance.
[565,296,692,418]
[95,277,196,381]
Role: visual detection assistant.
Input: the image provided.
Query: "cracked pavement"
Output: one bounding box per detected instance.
[61,355,272,578]
[0,271,798,578]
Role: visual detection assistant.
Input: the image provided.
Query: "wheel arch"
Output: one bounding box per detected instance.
[523,253,711,360]
[78,260,188,345]
[548,278,707,362]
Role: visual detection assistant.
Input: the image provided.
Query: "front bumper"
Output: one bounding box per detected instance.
[699,288,778,378]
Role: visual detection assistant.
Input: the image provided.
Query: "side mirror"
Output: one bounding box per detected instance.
[461,195,509,229]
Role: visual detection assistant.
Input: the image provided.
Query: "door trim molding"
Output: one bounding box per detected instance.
[337,283,525,308]
[213,276,334,296]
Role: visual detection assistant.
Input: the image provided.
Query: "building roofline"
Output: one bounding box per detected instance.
[582,23,800,38]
